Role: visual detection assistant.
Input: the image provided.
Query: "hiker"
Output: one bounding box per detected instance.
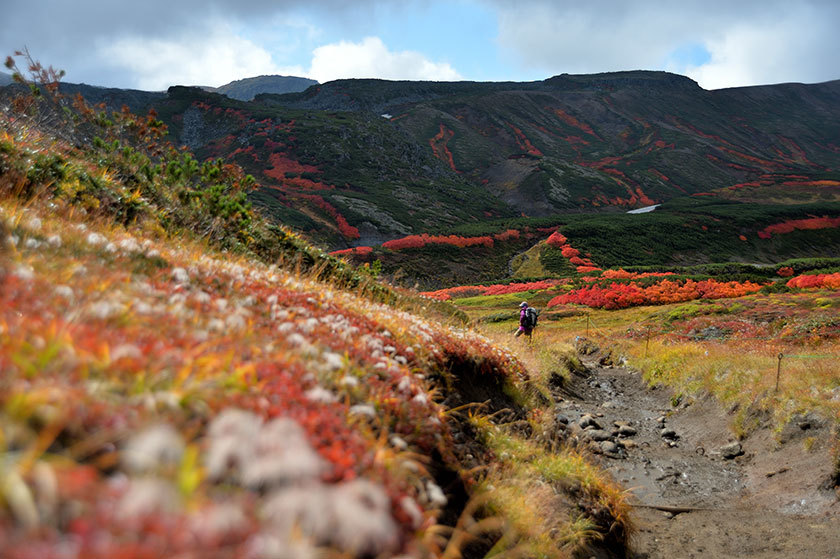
[515,301,538,341]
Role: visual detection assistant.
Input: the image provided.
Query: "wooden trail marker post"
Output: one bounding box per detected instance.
[774,353,784,393]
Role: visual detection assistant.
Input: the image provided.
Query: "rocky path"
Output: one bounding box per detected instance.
[554,355,840,558]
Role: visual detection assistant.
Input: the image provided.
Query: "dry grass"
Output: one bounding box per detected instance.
[466,411,634,557]
[473,296,840,437]
[630,339,840,434]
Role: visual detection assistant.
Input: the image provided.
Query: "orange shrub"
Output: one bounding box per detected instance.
[786,273,840,289]
[549,278,764,310]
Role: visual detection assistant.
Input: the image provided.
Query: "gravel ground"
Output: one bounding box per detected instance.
[555,353,840,559]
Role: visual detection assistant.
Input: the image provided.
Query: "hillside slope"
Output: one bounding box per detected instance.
[139,72,840,255]
[0,81,633,558]
[267,72,840,215]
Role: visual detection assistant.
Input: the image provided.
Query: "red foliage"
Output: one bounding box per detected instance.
[382,234,494,251]
[329,246,373,257]
[728,180,771,191]
[264,153,332,190]
[561,245,580,258]
[758,215,840,238]
[546,231,567,248]
[784,179,840,187]
[576,266,602,274]
[482,279,563,296]
[786,273,840,289]
[777,266,795,277]
[718,146,786,170]
[297,194,359,239]
[649,168,670,182]
[507,123,543,156]
[429,124,458,172]
[493,229,521,242]
[551,108,596,136]
[775,136,816,166]
[422,285,486,301]
[548,278,764,310]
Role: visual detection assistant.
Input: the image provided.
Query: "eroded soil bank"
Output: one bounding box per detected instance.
[554,348,840,558]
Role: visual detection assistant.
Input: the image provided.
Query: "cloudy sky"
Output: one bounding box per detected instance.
[3,0,839,91]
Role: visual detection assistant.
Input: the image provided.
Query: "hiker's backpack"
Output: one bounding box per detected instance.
[525,307,538,329]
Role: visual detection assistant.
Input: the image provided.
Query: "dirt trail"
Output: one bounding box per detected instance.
[556,351,840,558]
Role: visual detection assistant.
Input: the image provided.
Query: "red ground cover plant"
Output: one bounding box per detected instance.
[543,231,601,273]
[718,146,787,171]
[550,108,597,136]
[329,246,374,257]
[782,179,840,187]
[775,136,816,166]
[428,124,458,172]
[575,265,603,274]
[493,229,521,241]
[297,194,360,239]
[758,216,840,238]
[561,246,580,258]
[382,234,494,251]
[507,123,543,156]
[548,278,765,310]
[546,231,567,248]
[777,266,795,278]
[786,273,840,289]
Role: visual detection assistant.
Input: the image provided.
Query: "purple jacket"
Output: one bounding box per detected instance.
[519,307,532,332]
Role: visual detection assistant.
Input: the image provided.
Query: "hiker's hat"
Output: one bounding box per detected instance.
[519,301,528,307]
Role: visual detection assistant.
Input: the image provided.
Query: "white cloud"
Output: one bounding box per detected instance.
[100,26,292,90]
[97,31,458,90]
[494,2,701,75]
[491,0,840,89]
[686,16,838,89]
[306,37,461,82]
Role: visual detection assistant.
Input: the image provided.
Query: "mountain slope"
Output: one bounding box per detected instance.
[212,74,318,101]
[154,86,514,247]
[7,70,838,272]
[150,71,840,250]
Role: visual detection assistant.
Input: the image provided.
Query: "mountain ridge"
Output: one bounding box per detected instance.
[4,69,839,281]
[143,71,840,254]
